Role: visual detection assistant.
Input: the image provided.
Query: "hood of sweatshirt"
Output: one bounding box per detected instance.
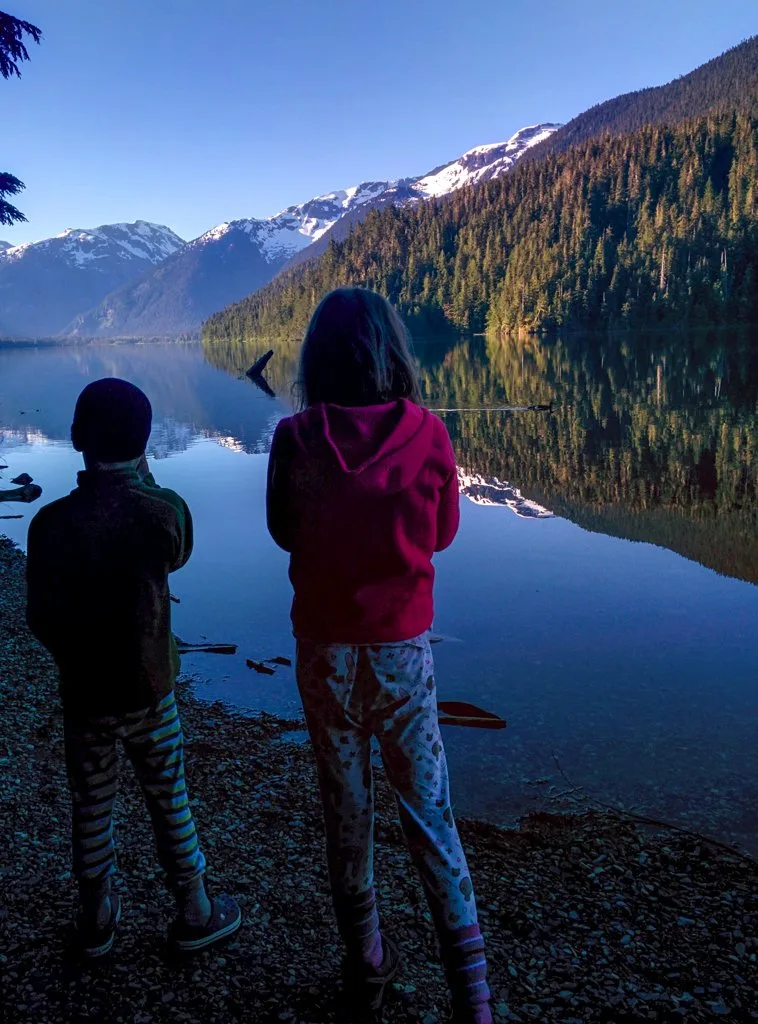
[287,399,435,495]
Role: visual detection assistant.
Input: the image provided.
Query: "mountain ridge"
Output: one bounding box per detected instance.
[202,37,758,345]
[203,114,758,343]
[528,35,758,159]
[63,124,559,339]
[0,221,185,338]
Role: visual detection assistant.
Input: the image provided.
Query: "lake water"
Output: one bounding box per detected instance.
[1,332,757,852]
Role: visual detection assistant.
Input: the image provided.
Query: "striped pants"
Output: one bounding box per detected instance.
[63,691,206,889]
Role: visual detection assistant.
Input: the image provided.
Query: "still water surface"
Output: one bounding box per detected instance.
[1,333,756,850]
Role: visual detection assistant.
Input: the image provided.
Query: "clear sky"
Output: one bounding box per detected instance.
[2,0,755,246]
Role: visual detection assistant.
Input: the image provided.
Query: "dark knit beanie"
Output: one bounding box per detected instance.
[71,378,152,461]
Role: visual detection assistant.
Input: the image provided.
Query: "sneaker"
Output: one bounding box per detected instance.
[75,893,122,959]
[169,893,242,953]
[342,935,401,1018]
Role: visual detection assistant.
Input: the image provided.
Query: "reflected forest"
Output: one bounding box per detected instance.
[204,328,758,587]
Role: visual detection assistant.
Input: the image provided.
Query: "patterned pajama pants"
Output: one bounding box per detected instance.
[63,691,206,890]
[296,633,479,932]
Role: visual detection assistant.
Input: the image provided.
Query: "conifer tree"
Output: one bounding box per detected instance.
[0,10,42,226]
[203,115,758,344]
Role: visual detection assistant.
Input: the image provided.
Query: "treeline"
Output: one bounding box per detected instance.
[532,35,758,157]
[203,115,758,343]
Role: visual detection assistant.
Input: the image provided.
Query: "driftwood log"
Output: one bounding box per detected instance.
[245,350,274,379]
[245,350,276,398]
[174,637,237,655]
[0,483,42,504]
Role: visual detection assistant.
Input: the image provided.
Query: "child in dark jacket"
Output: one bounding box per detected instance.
[26,378,241,957]
[267,288,492,1023]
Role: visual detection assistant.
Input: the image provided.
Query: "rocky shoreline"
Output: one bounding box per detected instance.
[1,535,756,1023]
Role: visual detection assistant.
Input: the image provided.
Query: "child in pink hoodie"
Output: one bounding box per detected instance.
[267,287,492,1023]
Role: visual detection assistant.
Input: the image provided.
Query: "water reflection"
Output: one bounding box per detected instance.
[0,342,278,457]
[2,333,757,852]
[204,328,758,586]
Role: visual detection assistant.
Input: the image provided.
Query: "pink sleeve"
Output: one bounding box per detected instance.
[435,422,460,552]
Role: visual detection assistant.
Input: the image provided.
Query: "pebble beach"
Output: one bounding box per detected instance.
[1,534,756,1023]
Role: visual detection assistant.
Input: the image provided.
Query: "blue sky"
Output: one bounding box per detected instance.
[3,0,755,246]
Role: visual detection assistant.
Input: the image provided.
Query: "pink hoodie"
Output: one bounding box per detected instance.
[266,399,460,644]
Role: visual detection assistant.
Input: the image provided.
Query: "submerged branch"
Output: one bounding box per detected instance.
[431,403,553,413]
[551,752,757,867]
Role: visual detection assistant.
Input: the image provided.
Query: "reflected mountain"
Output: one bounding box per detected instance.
[458,469,554,518]
[0,343,279,458]
[204,328,758,586]
[4,331,757,585]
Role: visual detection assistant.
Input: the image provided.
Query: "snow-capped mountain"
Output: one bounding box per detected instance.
[1,221,182,268]
[192,179,397,260]
[0,221,185,338]
[67,123,560,339]
[193,124,561,262]
[412,124,560,197]
[0,241,12,251]
[458,469,554,519]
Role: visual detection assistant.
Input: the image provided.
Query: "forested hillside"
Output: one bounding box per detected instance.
[530,35,758,157]
[203,114,758,343]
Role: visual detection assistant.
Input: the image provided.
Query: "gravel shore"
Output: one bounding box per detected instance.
[1,535,756,1023]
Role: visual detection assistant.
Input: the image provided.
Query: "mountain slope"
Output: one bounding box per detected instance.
[203,38,758,346]
[202,114,758,342]
[66,124,559,339]
[0,221,185,338]
[281,124,561,272]
[530,35,758,159]
[65,188,398,338]
[0,241,11,251]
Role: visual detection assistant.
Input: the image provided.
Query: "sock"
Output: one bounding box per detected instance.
[175,874,212,927]
[79,877,112,930]
[335,887,385,972]
[440,923,493,1024]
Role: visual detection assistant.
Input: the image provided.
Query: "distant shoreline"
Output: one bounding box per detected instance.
[0,334,201,348]
[3,321,756,351]
[482,320,758,341]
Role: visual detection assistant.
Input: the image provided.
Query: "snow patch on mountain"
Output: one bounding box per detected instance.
[53,122,561,339]
[1,221,185,270]
[414,124,562,198]
[184,123,562,272]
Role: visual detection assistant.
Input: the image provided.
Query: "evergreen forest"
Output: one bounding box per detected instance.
[204,115,758,344]
[531,35,758,157]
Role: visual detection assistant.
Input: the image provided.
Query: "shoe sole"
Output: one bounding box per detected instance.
[173,909,242,952]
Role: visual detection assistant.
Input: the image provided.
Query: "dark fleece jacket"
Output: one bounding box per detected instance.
[26,466,192,716]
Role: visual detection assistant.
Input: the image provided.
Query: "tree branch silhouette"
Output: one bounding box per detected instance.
[0,10,42,226]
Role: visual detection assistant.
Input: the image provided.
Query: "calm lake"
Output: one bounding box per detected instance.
[1,332,757,852]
